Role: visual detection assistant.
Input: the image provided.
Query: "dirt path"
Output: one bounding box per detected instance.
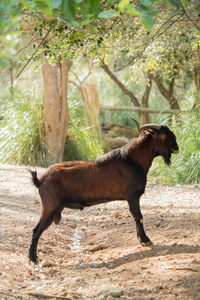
[0,164,200,300]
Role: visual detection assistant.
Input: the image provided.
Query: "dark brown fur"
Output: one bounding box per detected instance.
[29,124,178,263]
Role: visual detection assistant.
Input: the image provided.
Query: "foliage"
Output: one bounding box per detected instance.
[64,98,103,161]
[0,0,190,69]
[0,0,21,67]
[150,110,200,184]
[0,91,47,166]
[0,89,103,166]
[13,0,184,29]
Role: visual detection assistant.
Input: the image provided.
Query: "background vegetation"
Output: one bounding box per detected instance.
[150,110,200,184]
[0,0,200,184]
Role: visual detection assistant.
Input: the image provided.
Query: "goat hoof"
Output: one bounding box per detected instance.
[29,255,39,264]
[140,240,153,247]
[30,259,39,265]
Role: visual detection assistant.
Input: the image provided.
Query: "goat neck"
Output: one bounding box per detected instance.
[127,133,155,174]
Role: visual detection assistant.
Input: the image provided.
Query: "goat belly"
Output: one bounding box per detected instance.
[64,197,122,210]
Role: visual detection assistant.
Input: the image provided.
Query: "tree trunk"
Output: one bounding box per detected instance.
[151,75,180,110]
[141,71,151,124]
[42,58,72,164]
[101,61,140,107]
[151,73,180,124]
[193,65,200,90]
[101,62,153,124]
[81,84,101,140]
[192,65,200,110]
[81,84,100,126]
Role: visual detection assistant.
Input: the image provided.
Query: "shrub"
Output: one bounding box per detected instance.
[0,93,103,166]
[0,92,47,166]
[150,111,200,184]
[64,99,103,161]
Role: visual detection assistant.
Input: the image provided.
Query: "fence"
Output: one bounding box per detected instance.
[100,105,182,114]
[100,105,184,124]
[0,102,184,123]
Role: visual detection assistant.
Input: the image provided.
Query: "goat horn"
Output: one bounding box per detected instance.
[140,124,161,131]
[129,118,141,133]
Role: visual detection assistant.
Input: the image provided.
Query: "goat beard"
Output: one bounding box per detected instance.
[164,152,172,166]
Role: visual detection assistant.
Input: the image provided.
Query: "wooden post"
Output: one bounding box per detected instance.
[81,83,101,139]
[140,104,147,125]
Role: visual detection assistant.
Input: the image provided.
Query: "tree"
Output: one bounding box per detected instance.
[42,58,72,163]
[22,23,73,163]
[1,0,187,69]
[68,65,101,134]
[150,66,180,110]
[99,1,200,115]
[1,0,199,163]
[101,61,152,124]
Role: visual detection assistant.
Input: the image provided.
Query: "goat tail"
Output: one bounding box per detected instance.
[29,169,41,188]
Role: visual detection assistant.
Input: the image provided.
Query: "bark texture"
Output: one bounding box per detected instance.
[81,84,100,128]
[42,58,72,163]
[192,65,200,110]
[151,75,180,110]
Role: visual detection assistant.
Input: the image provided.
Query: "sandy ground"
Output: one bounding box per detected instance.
[0,164,200,300]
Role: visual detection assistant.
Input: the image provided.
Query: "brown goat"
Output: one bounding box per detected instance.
[29,119,178,263]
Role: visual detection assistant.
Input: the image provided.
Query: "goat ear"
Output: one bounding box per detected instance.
[158,132,167,140]
[144,128,156,136]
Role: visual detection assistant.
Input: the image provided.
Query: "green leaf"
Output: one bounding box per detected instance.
[165,0,183,9]
[86,0,100,15]
[62,0,76,22]
[139,0,153,7]
[79,19,90,25]
[140,6,158,16]
[50,0,62,9]
[141,11,153,30]
[125,5,141,16]
[35,0,53,15]
[20,0,36,10]
[118,0,131,11]
[70,19,80,26]
[79,0,101,18]
[148,7,158,16]
[98,9,117,18]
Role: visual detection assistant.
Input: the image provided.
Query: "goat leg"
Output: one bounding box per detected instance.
[128,196,153,246]
[29,210,55,263]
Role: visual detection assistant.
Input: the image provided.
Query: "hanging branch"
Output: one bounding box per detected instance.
[16,28,51,78]
[69,58,93,88]
[151,73,180,109]
[115,12,185,72]
[101,60,140,107]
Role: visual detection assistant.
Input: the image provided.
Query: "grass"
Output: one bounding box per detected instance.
[150,110,200,184]
[0,91,47,166]
[0,92,103,166]
[64,98,103,161]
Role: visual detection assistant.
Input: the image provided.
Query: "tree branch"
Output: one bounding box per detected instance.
[151,75,169,99]
[80,69,92,84]
[151,74,180,109]
[16,28,51,78]
[70,71,81,85]
[142,71,152,107]
[68,80,82,92]
[101,61,140,107]
[115,12,185,72]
